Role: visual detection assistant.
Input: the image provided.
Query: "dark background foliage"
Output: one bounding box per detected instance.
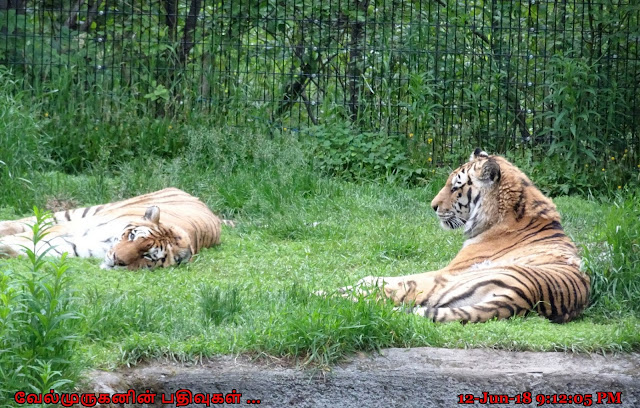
[1,0,638,194]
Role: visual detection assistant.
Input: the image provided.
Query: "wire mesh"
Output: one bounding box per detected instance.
[1,0,638,165]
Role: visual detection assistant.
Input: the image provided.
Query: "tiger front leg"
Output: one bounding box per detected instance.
[335,273,436,306]
[315,275,389,299]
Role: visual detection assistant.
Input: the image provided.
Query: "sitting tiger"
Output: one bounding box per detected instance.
[0,188,225,270]
[334,149,590,323]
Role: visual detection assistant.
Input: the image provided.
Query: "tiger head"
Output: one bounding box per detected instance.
[431,148,557,239]
[100,206,194,270]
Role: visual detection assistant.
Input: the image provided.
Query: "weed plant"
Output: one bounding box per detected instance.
[0,208,79,404]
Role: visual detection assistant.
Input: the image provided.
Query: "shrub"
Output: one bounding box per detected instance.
[306,122,425,184]
[530,54,638,196]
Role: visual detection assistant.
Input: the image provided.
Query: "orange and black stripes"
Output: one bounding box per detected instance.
[0,188,224,270]
[346,150,591,324]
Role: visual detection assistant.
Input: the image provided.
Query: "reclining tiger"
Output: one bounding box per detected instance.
[0,188,225,270]
[332,149,590,323]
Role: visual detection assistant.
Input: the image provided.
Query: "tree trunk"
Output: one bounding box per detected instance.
[163,0,178,42]
[347,0,370,121]
[79,0,103,32]
[64,0,86,30]
[179,0,202,64]
[0,0,27,13]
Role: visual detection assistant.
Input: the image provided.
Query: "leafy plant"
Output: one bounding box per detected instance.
[307,122,425,184]
[523,53,639,196]
[0,207,79,403]
[540,55,603,164]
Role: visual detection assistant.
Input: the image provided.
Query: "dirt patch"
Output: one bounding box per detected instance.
[86,347,640,407]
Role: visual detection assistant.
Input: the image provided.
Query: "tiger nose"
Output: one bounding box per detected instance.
[431,204,438,212]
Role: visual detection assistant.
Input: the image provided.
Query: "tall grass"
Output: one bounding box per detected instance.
[584,195,640,318]
[199,284,243,326]
[0,100,314,218]
[0,69,48,212]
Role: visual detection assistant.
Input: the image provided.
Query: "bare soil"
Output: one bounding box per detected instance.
[85,347,640,407]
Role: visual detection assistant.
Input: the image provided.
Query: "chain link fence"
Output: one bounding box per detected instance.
[1,0,639,165]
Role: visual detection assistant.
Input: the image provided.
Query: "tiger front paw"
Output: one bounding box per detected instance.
[340,275,388,299]
[315,275,388,301]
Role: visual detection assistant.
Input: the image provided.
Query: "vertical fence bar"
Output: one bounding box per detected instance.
[0,0,638,169]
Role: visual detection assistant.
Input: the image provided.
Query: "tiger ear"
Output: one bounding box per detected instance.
[143,206,161,224]
[478,158,501,185]
[469,148,489,162]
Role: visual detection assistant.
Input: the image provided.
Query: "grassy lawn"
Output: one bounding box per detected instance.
[1,127,638,407]
[2,172,638,374]
[1,22,639,400]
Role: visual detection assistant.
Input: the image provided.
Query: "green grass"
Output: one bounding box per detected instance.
[199,284,243,326]
[0,106,638,403]
[2,168,638,376]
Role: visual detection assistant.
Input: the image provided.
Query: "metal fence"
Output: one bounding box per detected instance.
[1,0,639,162]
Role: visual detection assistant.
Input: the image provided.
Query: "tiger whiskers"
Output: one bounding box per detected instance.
[442,216,466,230]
